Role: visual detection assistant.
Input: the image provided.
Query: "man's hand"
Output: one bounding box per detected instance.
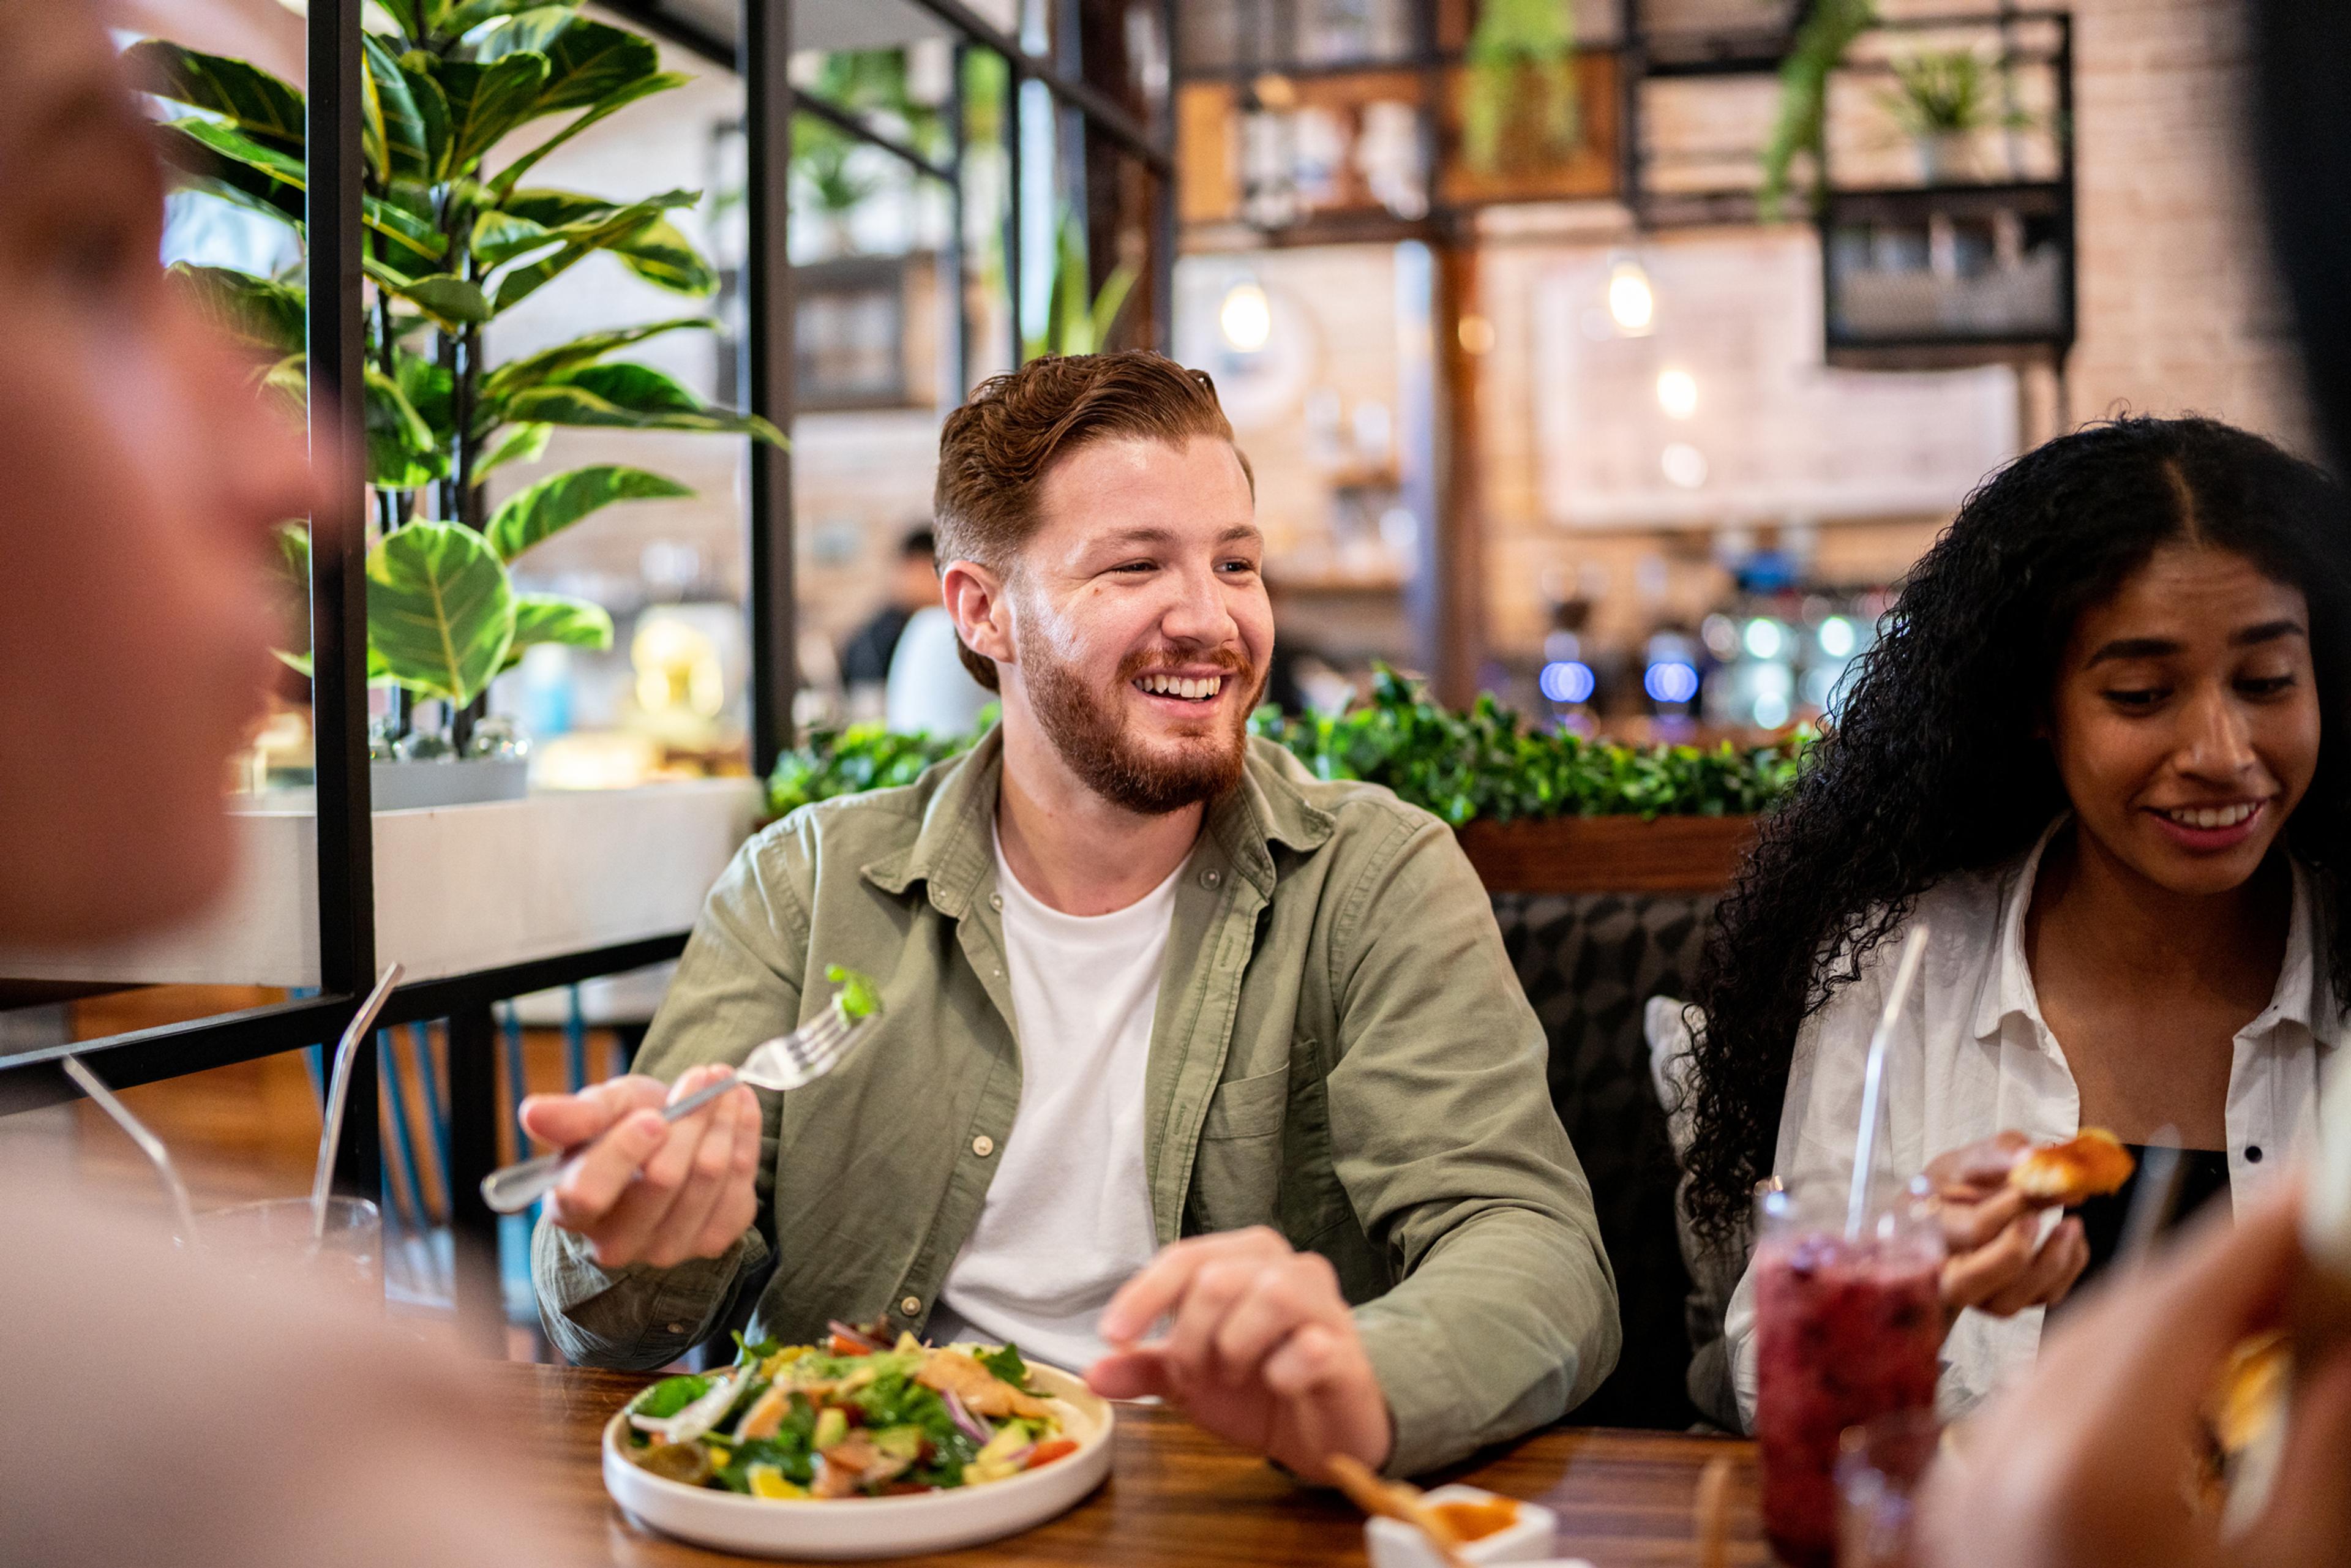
[1085,1227,1392,1483]
[1916,1179,2351,1568]
[517,1064,760,1271]
[1925,1132,2090,1322]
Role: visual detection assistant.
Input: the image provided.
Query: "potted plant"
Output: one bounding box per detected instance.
[1880,48,2025,186]
[132,1,784,808]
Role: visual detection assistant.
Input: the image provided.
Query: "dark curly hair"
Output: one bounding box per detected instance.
[1682,415,2351,1244]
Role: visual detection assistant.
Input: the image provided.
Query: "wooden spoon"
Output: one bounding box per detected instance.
[1326,1454,1472,1568]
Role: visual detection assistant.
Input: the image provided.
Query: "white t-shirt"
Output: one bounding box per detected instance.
[926,833,1179,1373]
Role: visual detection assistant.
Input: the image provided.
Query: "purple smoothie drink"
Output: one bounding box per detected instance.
[1754,1184,1943,1568]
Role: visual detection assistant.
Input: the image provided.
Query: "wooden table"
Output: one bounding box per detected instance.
[505,1364,1771,1566]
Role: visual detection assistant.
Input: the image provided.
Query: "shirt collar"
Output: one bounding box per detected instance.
[1968,815,2069,1044]
[1967,812,2339,1051]
[862,728,1337,912]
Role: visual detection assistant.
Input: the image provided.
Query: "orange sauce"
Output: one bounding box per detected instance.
[1428,1496,1520,1542]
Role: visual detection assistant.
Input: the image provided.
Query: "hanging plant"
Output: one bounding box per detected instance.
[1758,0,1877,220]
[132,1,785,722]
[1462,0,1579,176]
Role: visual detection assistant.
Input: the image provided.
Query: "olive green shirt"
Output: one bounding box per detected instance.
[533,730,1619,1476]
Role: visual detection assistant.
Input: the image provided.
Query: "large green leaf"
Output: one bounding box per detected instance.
[379,0,432,42]
[428,51,550,174]
[166,263,304,354]
[365,259,493,329]
[158,116,305,191]
[488,70,686,198]
[400,56,454,181]
[506,363,786,447]
[467,6,577,62]
[611,218,718,297]
[435,0,569,40]
[471,186,688,269]
[532,19,662,113]
[476,421,553,476]
[479,316,713,405]
[502,592,613,670]
[124,42,306,147]
[394,351,456,445]
[159,120,446,262]
[366,364,446,490]
[367,522,516,705]
[364,36,437,182]
[486,188,697,313]
[483,463,692,560]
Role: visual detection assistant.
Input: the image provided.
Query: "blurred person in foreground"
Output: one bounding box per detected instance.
[1916,1179,2351,1568]
[525,351,1620,1481]
[0,7,559,1565]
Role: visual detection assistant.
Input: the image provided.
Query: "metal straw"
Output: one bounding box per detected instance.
[61,1055,201,1245]
[310,962,403,1242]
[1847,923,1931,1241]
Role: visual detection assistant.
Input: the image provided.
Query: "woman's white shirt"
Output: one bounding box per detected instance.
[1722,817,2338,1431]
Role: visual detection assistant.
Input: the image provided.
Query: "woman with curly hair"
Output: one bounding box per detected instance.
[1688,415,2351,1430]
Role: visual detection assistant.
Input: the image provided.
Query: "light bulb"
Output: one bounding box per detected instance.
[1607,260,1654,334]
[1219,281,1272,353]
[1656,367,1698,419]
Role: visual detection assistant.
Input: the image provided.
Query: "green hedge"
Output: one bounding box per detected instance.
[768,667,1810,827]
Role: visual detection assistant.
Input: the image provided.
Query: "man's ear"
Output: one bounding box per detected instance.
[940,557,1016,670]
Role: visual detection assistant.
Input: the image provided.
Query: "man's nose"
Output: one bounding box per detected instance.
[1158,563,1236,647]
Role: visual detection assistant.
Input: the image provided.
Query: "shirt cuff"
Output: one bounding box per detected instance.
[534,1219,768,1367]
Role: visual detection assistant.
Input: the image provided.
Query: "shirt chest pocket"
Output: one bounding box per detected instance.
[1198,1065,1291,1141]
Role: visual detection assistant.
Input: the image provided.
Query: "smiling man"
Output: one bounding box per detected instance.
[529,352,1618,1480]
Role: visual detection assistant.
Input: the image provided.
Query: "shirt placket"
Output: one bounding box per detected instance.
[880,855,1025,1338]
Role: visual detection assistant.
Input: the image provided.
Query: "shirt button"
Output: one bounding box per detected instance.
[2247,1144,2265,1163]
[665,1322,683,1335]
[1199,867,1222,889]
[901,1296,922,1316]
[972,1134,996,1158]
[989,893,1003,910]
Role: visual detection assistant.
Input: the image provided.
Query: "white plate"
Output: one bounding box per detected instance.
[602,1362,1115,1559]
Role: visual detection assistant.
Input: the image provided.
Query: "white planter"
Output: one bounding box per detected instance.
[0,779,762,989]
[372,757,531,810]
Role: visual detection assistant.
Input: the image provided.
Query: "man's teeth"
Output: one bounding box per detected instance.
[2165,802,2257,830]
[1137,673,1222,700]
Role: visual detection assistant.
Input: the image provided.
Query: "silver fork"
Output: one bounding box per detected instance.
[479,1007,876,1215]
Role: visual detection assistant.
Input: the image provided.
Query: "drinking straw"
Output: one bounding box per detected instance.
[311,962,403,1242]
[1847,924,1930,1241]
[61,1054,200,1245]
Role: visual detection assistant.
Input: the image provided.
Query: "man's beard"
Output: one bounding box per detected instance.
[1017,626,1261,816]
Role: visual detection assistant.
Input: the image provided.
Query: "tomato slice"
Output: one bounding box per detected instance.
[1025,1439,1078,1469]
[828,1334,869,1357]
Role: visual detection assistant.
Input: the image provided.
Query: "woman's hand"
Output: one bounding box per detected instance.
[1915,1180,2351,1568]
[1925,1132,2091,1322]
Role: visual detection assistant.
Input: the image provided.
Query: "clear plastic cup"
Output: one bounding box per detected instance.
[1836,1408,1944,1568]
[1753,1178,1944,1568]
[197,1195,383,1303]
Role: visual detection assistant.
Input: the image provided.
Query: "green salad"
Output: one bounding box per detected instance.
[621,1322,1078,1500]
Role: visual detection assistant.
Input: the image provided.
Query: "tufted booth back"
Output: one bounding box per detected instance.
[1488,890,1717,1430]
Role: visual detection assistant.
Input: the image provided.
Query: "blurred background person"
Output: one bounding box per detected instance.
[839,524,940,719]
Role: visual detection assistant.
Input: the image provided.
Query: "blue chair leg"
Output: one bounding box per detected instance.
[379,1030,429,1235]
[409,1020,451,1223]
